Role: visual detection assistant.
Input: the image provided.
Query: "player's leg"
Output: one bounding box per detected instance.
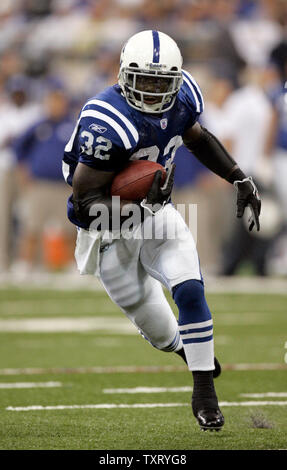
[100,242,220,373]
[172,279,223,429]
[99,236,183,355]
[140,204,224,430]
[140,204,214,370]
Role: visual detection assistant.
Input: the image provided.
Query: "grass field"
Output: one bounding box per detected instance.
[0,287,286,451]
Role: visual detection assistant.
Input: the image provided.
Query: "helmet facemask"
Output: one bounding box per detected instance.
[118,30,183,114]
[119,66,182,114]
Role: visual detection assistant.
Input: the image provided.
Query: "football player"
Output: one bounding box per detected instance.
[63,30,261,431]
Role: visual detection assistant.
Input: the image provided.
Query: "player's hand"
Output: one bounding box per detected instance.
[140,164,175,214]
[234,176,261,231]
[147,163,175,205]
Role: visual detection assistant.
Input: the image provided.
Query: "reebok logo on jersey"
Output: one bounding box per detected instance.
[89,123,107,134]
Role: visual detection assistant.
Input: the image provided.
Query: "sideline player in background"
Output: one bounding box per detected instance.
[63,31,261,431]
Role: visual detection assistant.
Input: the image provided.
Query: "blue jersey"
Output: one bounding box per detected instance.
[63,70,204,227]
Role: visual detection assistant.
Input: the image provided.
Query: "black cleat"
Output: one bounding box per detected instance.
[191,370,224,432]
[194,408,225,431]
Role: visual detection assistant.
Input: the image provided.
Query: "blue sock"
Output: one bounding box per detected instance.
[173,279,214,371]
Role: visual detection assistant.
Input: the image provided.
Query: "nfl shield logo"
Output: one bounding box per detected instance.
[160,118,168,129]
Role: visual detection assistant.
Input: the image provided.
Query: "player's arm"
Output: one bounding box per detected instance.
[183,122,261,231]
[72,162,133,229]
[71,111,139,229]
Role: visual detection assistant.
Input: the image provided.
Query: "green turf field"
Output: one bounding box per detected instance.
[0,288,286,450]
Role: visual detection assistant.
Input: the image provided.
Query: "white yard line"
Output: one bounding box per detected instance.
[103,386,193,394]
[223,363,287,371]
[0,317,136,333]
[0,315,280,330]
[0,363,286,376]
[6,403,187,411]
[6,401,287,412]
[240,392,287,398]
[0,381,62,389]
[0,365,188,375]
[105,388,287,396]
[219,401,287,406]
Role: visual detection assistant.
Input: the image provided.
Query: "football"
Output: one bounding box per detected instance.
[110,160,166,200]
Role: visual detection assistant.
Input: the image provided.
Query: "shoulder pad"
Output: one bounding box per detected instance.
[180,70,204,115]
[79,98,139,151]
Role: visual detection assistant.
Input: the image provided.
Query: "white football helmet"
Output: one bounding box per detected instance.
[118,30,183,114]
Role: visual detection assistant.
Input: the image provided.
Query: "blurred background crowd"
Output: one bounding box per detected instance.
[0,0,287,278]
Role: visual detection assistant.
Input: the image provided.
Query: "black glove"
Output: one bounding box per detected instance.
[140,164,175,215]
[234,176,261,231]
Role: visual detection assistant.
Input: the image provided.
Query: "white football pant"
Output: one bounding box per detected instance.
[98,204,202,351]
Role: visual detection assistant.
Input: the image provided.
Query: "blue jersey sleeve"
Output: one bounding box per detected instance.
[63,94,139,185]
[179,70,205,130]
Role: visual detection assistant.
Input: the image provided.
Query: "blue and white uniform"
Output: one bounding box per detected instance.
[63,71,203,227]
[62,71,214,370]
